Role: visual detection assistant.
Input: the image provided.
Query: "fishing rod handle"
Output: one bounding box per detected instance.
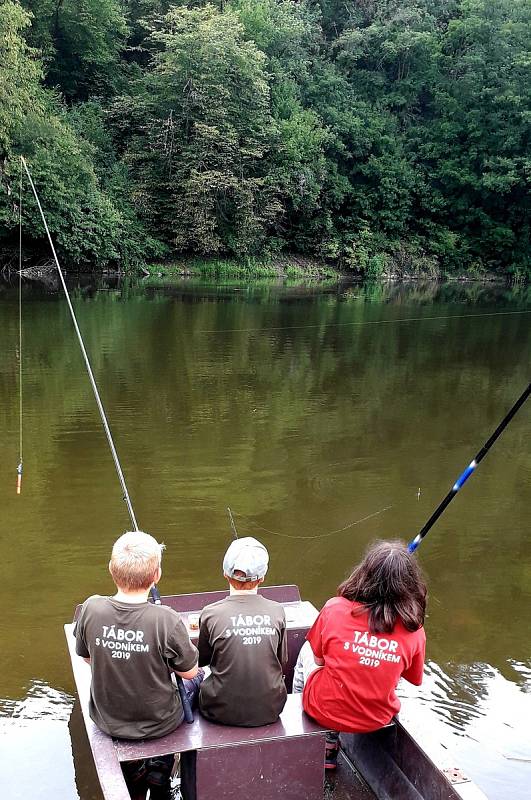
[177,677,195,724]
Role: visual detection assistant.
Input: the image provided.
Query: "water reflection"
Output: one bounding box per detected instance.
[0,684,77,800]
[0,277,530,799]
[399,660,531,797]
[0,680,72,720]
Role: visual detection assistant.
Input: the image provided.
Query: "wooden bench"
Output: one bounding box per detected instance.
[65,586,327,800]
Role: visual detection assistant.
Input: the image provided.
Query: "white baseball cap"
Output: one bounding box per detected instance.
[223,537,269,581]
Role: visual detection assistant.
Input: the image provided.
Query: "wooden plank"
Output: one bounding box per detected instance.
[195,733,325,800]
[115,693,327,761]
[64,624,130,800]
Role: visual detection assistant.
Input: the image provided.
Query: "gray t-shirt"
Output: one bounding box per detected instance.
[74,595,198,739]
[198,593,288,726]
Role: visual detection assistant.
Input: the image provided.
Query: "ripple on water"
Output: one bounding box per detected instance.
[0,683,78,800]
[398,659,531,799]
[0,680,74,720]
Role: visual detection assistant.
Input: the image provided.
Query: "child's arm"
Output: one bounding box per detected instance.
[174,663,199,680]
[197,612,213,667]
[167,614,199,678]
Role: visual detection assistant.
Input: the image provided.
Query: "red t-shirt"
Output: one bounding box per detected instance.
[302,596,425,733]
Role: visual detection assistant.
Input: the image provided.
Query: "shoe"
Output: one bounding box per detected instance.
[325,744,339,770]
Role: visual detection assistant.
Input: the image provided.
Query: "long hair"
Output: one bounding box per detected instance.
[337,540,427,633]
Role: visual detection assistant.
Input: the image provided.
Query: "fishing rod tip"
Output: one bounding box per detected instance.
[16,462,23,494]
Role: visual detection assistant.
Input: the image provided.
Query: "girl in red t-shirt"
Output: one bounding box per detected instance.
[295,539,427,769]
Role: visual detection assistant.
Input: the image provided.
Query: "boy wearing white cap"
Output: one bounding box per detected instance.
[197,537,288,726]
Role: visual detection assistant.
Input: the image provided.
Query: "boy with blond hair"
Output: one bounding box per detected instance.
[74,531,199,798]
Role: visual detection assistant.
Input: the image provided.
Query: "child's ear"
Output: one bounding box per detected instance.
[154,565,162,585]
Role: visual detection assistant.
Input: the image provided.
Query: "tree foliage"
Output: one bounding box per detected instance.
[0,0,529,275]
[0,1,42,159]
[117,5,279,255]
[0,1,158,268]
[21,0,128,100]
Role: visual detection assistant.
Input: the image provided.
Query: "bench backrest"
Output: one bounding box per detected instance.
[162,585,301,613]
[73,585,301,621]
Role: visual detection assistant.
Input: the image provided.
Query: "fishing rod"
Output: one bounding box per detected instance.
[408,381,531,552]
[20,156,194,723]
[227,507,239,539]
[20,156,138,529]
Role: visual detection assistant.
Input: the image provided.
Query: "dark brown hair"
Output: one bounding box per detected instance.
[337,540,427,633]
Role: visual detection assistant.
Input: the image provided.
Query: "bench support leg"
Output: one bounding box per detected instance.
[184,734,326,800]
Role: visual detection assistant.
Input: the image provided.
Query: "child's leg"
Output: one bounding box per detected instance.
[325,730,340,748]
[145,754,175,800]
[325,731,340,770]
[121,758,148,799]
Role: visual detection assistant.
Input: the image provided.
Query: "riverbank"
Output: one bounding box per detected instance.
[1,250,522,287]
[141,255,514,284]
[142,256,340,281]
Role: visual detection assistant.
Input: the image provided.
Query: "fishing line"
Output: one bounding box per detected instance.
[169,496,392,541]
[197,309,531,335]
[20,156,194,722]
[231,504,393,540]
[20,156,138,531]
[16,159,23,494]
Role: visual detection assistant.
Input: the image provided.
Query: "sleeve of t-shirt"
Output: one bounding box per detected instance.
[401,628,426,686]
[306,606,326,660]
[198,611,213,668]
[166,615,198,672]
[277,613,288,667]
[73,602,90,658]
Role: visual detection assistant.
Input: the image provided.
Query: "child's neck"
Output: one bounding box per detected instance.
[113,587,151,604]
[229,586,258,596]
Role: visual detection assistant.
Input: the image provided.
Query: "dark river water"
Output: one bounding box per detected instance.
[0,277,530,799]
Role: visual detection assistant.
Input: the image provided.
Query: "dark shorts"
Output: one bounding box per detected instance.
[122,754,175,799]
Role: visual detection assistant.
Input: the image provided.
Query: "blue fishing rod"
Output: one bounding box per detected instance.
[408,382,531,552]
[21,156,194,722]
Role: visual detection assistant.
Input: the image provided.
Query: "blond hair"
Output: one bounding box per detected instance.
[109,531,165,591]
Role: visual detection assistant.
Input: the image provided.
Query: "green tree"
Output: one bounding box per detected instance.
[0,1,42,159]
[22,0,128,100]
[117,5,279,255]
[0,3,158,268]
[426,0,531,274]
[3,0,530,276]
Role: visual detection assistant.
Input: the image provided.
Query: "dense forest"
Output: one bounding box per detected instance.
[0,0,529,277]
